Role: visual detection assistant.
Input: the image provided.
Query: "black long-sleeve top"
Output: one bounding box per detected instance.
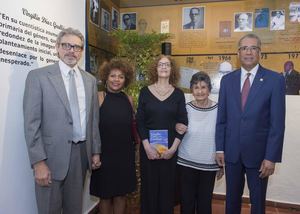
[136,86,188,147]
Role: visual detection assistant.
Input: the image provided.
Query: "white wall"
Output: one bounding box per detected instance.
[185,94,300,205]
[0,1,87,213]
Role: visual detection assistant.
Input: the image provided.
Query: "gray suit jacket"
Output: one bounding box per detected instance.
[23,63,101,180]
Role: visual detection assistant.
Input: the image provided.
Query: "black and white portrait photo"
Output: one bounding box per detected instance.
[121,12,137,30]
[289,2,300,23]
[111,7,119,30]
[101,8,110,32]
[270,10,285,30]
[182,6,205,30]
[234,12,253,32]
[89,0,100,26]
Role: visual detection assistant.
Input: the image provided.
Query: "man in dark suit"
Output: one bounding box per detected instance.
[183,7,204,29]
[216,34,285,214]
[23,27,101,214]
[283,61,300,95]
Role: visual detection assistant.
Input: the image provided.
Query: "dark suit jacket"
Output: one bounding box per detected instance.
[285,69,300,95]
[183,21,204,29]
[125,23,136,30]
[216,65,285,168]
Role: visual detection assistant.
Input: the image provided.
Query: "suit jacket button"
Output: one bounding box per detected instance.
[68,140,72,144]
[69,121,73,125]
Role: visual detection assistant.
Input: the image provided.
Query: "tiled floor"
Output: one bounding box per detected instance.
[122,199,300,214]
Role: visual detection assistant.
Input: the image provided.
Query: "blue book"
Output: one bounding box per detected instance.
[149,130,168,154]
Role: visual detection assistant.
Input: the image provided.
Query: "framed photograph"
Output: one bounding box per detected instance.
[111,7,119,30]
[121,12,137,30]
[219,21,231,37]
[182,6,205,30]
[270,10,285,31]
[255,8,269,28]
[234,12,253,32]
[101,8,110,32]
[89,0,100,26]
[289,2,300,23]
[161,20,170,33]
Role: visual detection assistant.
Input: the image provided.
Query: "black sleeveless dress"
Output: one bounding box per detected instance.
[90,91,136,198]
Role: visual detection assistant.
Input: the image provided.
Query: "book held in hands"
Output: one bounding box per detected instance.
[149,130,168,154]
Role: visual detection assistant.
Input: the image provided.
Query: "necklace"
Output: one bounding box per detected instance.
[154,83,173,97]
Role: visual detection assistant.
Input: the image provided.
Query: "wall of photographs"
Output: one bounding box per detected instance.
[118,0,300,82]
[87,0,300,93]
[87,0,118,76]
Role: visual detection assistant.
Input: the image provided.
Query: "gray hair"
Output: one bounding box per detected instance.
[56,27,84,47]
[238,33,261,48]
[190,71,212,91]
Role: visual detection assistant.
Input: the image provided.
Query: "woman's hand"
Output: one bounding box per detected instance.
[175,123,188,135]
[161,138,180,160]
[92,154,101,170]
[143,140,160,160]
[160,147,176,160]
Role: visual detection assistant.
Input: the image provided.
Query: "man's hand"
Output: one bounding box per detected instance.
[92,154,101,170]
[215,153,225,167]
[216,167,224,180]
[259,159,275,178]
[33,161,51,186]
[175,123,188,135]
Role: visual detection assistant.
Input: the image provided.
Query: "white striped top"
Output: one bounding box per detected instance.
[177,101,219,171]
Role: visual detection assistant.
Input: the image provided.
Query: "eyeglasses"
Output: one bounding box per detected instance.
[239,46,260,52]
[158,62,171,68]
[60,43,83,52]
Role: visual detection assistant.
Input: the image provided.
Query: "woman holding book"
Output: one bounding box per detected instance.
[177,72,224,214]
[136,55,188,214]
[90,59,137,214]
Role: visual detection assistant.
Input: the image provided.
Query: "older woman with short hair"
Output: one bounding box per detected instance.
[177,71,223,214]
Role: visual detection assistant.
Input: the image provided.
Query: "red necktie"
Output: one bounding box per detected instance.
[241,73,251,110]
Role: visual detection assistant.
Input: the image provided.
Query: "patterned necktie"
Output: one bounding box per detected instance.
[69,70,82,143]
[241,73,251,111]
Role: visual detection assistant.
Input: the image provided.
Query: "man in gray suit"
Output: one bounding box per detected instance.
[23,27,101,214]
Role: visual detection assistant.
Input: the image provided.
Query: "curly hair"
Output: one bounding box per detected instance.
[99,58,134,88]
[148,55,180,86]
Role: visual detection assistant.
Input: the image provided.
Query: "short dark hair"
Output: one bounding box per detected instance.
[99,58,134,88]
[190,71,212,91]
[238,33,262,48]
[190,7,200,16]
[123,14,130,21]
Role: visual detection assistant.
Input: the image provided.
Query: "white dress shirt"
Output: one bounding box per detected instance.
[240,64,259,91]
[59,60,86,140]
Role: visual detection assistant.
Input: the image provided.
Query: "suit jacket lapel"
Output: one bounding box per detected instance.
[80,69,92,123]
[232,69,242,112]
[243,65,265,113]
[48,63,72,117]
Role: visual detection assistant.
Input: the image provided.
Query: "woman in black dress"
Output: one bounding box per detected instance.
[136,55,188,214]
[90,59,136,214]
